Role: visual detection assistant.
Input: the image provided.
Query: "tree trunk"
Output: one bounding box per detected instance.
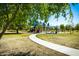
[55,16,59,34]
[55,27,58,34]
[0,19,11,39]
[0,26,7,39]
[16,29,19,34]
[55,17,58,34]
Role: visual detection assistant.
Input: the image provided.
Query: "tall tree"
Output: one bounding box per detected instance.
[65,24,72,34]
[75,23,79,31]
[0,3,74,39]
[0,4,20,38]
[60,24,65,32]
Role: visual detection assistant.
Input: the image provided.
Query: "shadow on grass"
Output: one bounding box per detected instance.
[0,51,36,56]
[9,51,35,56]
[0,33,23,35]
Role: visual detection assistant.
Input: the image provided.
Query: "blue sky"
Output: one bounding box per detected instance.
[48,4,79,26]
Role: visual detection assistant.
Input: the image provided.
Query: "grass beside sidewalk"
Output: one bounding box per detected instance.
[0,33,66,56]
[37,32,79,49]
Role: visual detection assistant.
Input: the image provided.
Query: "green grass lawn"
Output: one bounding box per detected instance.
[0,33,66,56]
[37,32,79,49]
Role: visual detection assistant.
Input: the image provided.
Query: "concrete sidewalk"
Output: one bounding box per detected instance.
[29,34,79,56]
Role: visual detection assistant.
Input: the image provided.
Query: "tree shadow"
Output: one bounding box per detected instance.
[0,51,36,56]
[0,33,23,35]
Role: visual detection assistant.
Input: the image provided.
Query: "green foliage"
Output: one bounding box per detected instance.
[0,3,72,29]
[75,23,79,31]
[0,3,76,38]
[65,25,72,31]
[60,24,65,32]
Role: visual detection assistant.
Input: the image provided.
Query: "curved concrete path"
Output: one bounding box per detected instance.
[29,34,79,56]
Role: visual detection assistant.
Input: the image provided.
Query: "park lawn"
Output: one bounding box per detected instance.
[0,33,67,56]
[2,33,30,38]
[37,32,79,49]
